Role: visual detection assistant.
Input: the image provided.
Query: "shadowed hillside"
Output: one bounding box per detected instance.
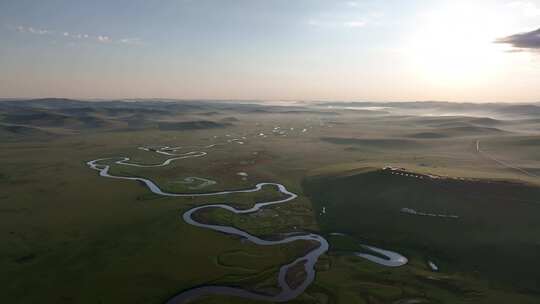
[304,168,540,292]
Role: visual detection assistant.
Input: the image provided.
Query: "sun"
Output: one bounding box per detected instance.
[406,2,515,87]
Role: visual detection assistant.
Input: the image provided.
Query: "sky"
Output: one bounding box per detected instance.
[0,0,539,102]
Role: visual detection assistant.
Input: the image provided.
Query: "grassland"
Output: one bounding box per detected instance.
[2,99,540,303]
[303,168,540,301]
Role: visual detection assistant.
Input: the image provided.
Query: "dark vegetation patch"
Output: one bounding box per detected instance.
[0,124,55,138]
[396,117,508,137]
[498,105,540,116]
[198,111,220,116]
[514,137,540,146]
[3,111,72,127]
[0,99,266,134]
[303,169,540,292]
[414,275,482,298]
[515,118,540,124]
[278,110,341,116]
[2,110,109,129]
[416,116,503,127]
[321,137,420,149]
[157,120,231,131]
[325,121,347,125]
[441,126,506,135]
[393,116,508,134]
[14,253,36,264]
[54,107,96,115]
[469,117,503,126]
[221,117,240,122]
[399,119,507,136]
[406,132,449,139]
[123,114,153,128]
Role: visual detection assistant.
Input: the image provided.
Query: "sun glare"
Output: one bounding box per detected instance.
[406,2,517,87]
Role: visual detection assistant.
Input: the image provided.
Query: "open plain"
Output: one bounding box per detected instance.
[2,99,540,303]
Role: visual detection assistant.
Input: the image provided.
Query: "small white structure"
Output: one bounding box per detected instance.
[428,260,439,271]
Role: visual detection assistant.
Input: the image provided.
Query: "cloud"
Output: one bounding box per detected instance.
[16,25,50,35]
[13,25,141,46]
[97,35,111,43]
[308,19,368,29]
[495,28,540,51]
[119,38,143,45]
[307,6,382,30]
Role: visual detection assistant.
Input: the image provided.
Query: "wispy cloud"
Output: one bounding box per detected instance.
[495,28,540,51]
[308,18,369,29]
[16,25,49,35]
[307,6,382,30]
[12,25,142,45]
[118,38,143,45]
[97,35,112,43]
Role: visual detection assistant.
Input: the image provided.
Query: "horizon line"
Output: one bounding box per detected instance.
[1,97,539,105]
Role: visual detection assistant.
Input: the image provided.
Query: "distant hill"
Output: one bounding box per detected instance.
[321,137,420,149]
[2,110,111,129]
[221,117,240,122]
[303,168,540,292]
[406,132,449,139]
[0,123,56,139]
[157,120,232,131]
[497,105,540,116]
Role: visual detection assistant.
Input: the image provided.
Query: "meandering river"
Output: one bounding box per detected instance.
[86,144,407,303]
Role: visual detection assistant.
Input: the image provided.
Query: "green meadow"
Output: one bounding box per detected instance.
[2,99,540,303]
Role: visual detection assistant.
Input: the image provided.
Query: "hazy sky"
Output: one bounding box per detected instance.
[1,0,539,102]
